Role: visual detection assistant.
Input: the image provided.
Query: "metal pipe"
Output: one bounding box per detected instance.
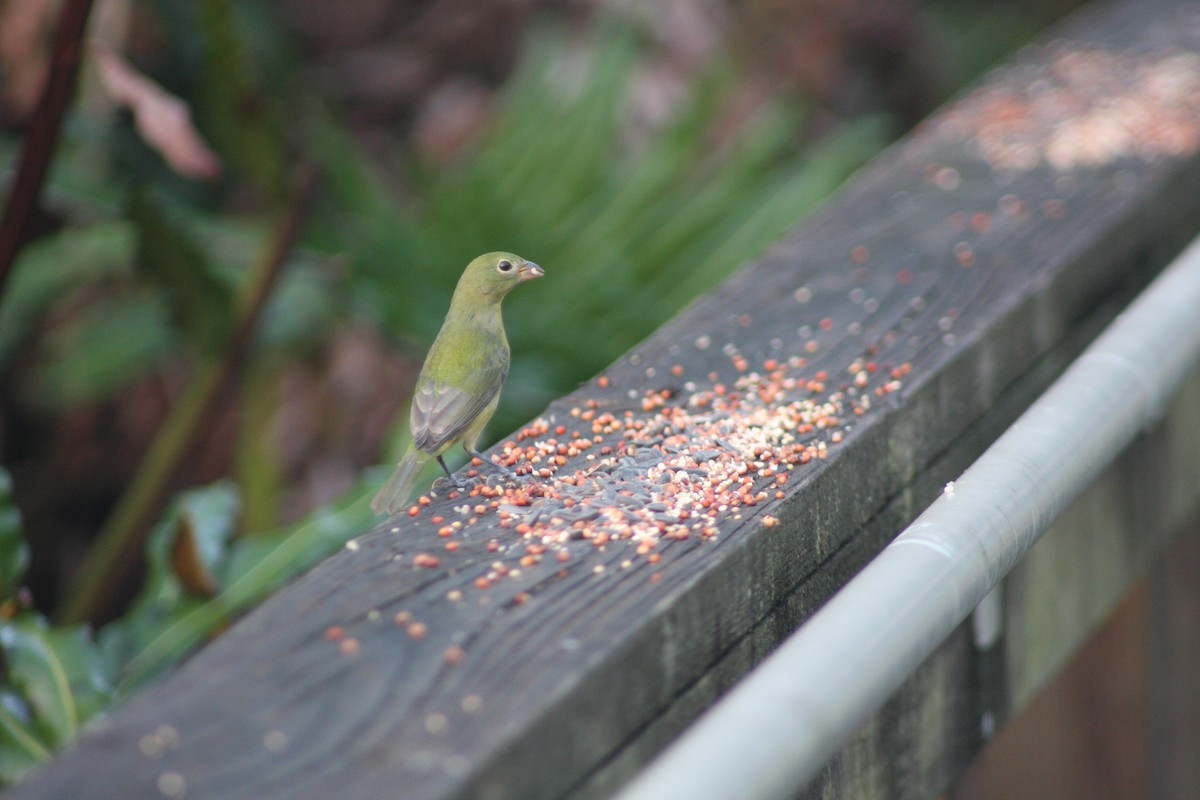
[616,233,1200,800]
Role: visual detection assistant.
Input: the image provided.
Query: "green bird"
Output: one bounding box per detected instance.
[372,252,544,515]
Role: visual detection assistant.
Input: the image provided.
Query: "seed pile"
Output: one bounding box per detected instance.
[388,352,911,573]
[938,47,1200,172]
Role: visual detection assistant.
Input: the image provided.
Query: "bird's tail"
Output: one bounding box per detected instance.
[372,449,429,515]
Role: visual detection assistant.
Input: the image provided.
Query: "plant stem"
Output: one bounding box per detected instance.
[57,163,320,625]
[0,0,96,297]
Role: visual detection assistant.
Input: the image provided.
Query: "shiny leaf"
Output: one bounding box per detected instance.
[0,621,75,746]
[0,470,28,598]
[0,696,50,784]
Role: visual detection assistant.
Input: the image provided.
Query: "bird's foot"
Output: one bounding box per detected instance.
[469,452,521,485]
[431,475,469,494]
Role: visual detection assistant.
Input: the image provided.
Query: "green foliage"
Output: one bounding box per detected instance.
[0,622,111,747]
[0,620,108,777]
[196,0,290,198]
[0,221,135,366]
[925,2,1058,104]
[31,293,176,408]
[0,468,367,787]
[129,189,235,356]
[0,471,29,597]
[0,470,113,785]
[95,479,371,692]
[97,483,242,679]
[0,195,336,408]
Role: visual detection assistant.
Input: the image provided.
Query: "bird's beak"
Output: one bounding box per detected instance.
[518,261,544,281]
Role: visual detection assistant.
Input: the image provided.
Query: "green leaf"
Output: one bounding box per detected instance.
[129,189,235,355]
[0,470,28,598]
[0,621,77,746]
[235,363,285,534]
[166,485,241,584]
[197,0,289,197]
[0,696,51,785]
[31,294,176,407]
[39,627,114,725]
[117,481,372,693]
[0,222,135,366]
[99,483,240,676]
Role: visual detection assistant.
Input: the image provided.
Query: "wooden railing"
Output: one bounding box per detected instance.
[11,0,1200,798]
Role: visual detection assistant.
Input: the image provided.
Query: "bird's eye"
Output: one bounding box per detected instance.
[497,259,513,272]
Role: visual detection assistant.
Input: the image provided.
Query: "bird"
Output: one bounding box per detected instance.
[371,252,544,515]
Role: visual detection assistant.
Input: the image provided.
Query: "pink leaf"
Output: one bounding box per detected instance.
[92,42,222,181]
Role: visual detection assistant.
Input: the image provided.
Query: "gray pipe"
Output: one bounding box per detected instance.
[616,233,1200,800]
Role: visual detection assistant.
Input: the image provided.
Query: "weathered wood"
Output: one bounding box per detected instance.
[1147,521,1200,797]
[806,366,1200,800]
[947,507,1200,798]
[12,0,1200,798]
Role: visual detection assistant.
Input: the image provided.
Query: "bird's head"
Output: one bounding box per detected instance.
[456,251,544,303]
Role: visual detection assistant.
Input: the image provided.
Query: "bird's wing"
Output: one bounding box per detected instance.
[411,347,509,454]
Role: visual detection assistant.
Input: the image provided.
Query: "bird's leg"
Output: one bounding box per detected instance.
[431,454,467,492]
[466,446,519,483]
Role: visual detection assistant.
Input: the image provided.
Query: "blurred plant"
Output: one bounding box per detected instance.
[0,466,377,784]
[924,1,1062,100]
[0,0,332,625]
[0,0,94,292]
[0,468,112,785]
[54,164,320,625]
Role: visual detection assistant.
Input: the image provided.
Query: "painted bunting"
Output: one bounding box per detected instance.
[372,252,544,515]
